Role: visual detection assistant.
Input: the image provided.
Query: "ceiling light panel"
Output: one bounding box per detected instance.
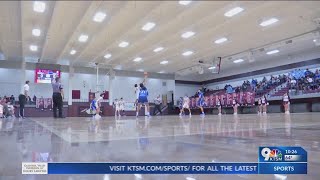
[119,41,129,47]
[260,18,279,27]
[160,60,169,65]
[214,37,228,44]
[32,28,41,36]
[179,1,192,5]
[33,1,46,13]
[233,59,244,63]
[182,51,194,56]
[181,31,195,39]
[153,47,164,52]
[78,34,89,42]
[93,12,107,22]
[30,45,38,51]
[104,53,112,59]
[142,22,156,31]
[266,50,279,55]
[133,57,142,62]
[224,7,244,17]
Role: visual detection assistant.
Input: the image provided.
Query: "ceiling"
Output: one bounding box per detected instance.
[0,1,320,78]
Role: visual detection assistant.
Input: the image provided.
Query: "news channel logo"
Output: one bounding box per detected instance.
[260,147,283,161]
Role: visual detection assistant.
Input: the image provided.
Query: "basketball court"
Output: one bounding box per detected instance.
[1,113,320,179]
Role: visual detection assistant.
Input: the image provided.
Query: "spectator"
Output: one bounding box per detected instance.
[10,95,15,104]
[33,95,37,104]
[28,96,32,105]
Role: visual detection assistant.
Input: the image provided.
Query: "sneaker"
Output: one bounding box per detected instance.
[234,113,237,115]
[218,113,222,116]
[179,113,182,116]
[200,113,205,116]
[189,114,192,117]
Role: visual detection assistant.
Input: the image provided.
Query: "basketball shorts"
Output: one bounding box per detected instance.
[197,99,204,107]
[183,103,189,109]
[138,97,148,103]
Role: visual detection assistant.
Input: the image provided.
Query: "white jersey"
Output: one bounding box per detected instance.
[115,101,120,109]
[232,99,236,105]
[135,87,140,100]
[216,100,221,106]
[183,96,190,108]
[283,95,289,102]
[261,97,266,104]
[95,97,103,107]
[119,100,125,110]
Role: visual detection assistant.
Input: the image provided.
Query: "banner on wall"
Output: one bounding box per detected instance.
[124,102,136,111]
[189,91,255,109]
[36,98,52,109]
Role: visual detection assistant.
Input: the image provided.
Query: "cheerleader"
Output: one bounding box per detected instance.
[283,92,290,114]
[216,97,222,115]
[261,95,268,114]
[232,97,239,115]
[257,98,262,114]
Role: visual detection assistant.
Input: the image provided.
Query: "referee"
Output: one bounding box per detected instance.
[18,80,30,118]
[51,76,64,118]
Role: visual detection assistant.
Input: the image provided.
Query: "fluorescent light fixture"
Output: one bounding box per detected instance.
[78,34,88,42]
[93,12,106,22]
[181,31,195,39]
[119,41,129,47]
[179,1,192,5]
[32,28,41,36]
[104,53,112,59]
[224,7,244,17]
[182,51,193,56]
[266,49,279,55]
[29,45,38,51]
[33,1,46,13]
[313,39,317,42]
[137,69,144,72]
[160,60,168,65]
[133,57,142,62]
[233,59,244,63]
[214,37,228,44]
[142,22,156,31]
[70,50,76,55]
[158,71,165,73]
[153,47,164,52]
[260,18,279,27]
[208,66,216,70]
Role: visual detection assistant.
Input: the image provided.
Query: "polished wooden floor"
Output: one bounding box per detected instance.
[0,113,319,180]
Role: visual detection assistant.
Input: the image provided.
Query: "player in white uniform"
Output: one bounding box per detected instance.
[114,99,121,117]
[182,95,192,117]
[134,84,140,110]
[119,98,125,116]
[282,92,290,114]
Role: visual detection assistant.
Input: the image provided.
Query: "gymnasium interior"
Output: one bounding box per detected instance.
[0,1,320,180]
